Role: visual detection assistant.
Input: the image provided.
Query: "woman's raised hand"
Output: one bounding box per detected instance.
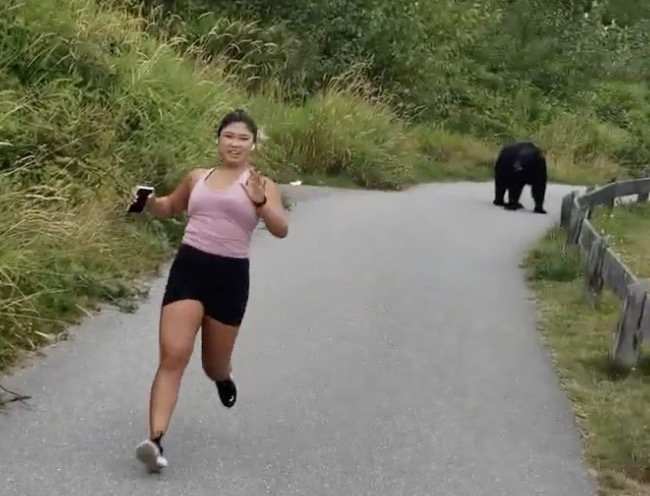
[241,168,267,205]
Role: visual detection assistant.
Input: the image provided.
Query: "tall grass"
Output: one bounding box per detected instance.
[0,0,423,368]
[0,174,177,365]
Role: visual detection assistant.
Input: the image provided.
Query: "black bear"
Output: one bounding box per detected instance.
[493,141,547,214]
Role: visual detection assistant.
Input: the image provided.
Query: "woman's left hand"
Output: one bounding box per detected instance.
[242,168,267,205]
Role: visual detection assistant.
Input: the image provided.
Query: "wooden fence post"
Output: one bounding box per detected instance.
[584,235,608,307]
[560,191,578,229]
[567,204,588,245]
[610,280,648,370]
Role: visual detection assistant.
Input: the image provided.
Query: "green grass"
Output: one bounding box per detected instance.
[408,119,624,185]
[523,201,650,496]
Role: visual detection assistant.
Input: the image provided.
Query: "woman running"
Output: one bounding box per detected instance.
[133,109,289,473]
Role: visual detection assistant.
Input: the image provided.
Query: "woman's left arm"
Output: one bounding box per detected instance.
[257,178,289,239]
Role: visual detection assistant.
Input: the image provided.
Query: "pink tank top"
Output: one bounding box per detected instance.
[181,168,260,258]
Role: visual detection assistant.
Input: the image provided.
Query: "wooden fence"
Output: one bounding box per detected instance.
[560,173,650,370]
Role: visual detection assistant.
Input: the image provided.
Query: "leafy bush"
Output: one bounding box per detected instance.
[135,0,650,181]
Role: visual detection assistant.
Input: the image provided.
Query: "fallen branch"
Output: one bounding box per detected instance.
[0,383,32,406]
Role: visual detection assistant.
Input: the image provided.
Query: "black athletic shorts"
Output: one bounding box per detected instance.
[162,243,250,326]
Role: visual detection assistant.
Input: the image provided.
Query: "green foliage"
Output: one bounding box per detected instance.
[246,76,420,189]
[133,0,650,180]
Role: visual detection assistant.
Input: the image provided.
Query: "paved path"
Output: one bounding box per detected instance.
[0,181,596,496]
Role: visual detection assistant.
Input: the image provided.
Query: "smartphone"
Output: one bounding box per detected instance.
[128,185,154,213]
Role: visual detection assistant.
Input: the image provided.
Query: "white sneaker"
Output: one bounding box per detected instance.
[135,439,168,473]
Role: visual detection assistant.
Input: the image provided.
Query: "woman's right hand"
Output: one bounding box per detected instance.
[131,186,156,212]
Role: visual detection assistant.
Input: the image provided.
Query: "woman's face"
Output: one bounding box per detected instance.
[217,121,255,166]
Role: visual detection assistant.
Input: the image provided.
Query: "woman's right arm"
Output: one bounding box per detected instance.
[144,169,199,219]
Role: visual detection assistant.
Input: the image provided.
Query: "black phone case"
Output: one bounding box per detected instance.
[128,189,152,213]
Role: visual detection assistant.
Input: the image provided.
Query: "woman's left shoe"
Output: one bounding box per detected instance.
[135,439,168,473]
[216,375,237,408]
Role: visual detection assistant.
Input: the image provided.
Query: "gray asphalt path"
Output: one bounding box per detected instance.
[0,181,596,496]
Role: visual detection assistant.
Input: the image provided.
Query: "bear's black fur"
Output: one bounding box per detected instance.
[493,141,547,214]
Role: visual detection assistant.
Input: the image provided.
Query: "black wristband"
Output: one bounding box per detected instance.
[253,195,267,208]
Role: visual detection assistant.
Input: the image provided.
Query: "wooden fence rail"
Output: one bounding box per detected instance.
[560,171,650,370]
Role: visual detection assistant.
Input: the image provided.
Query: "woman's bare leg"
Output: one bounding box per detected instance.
[150,299,203,435]
[201,317,240,407]
[136,299,203,472]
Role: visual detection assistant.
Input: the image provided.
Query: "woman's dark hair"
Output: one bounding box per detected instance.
[217,108,258,142]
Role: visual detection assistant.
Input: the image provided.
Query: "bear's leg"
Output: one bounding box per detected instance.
[504,182,524,210]
[493,176,507,206]
[531,180,547,214]
[493,151,509,206]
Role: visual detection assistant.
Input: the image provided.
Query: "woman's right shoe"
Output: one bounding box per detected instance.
[216,375,237,408]
[135,439,168,473]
